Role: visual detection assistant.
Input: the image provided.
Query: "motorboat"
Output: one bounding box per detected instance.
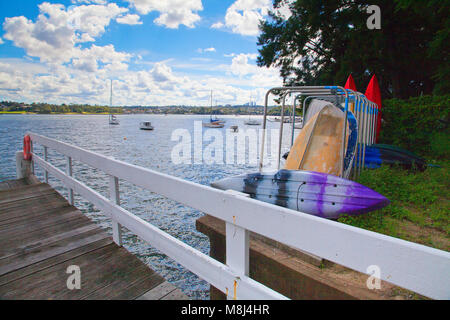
[244,119,261,126]
[140,121,154,130]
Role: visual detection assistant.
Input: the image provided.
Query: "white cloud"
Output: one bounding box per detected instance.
[212,0,271,36]
[71,44,131,72]
[125,0,203,28]
[197,47,216,53]
[0,54,282,106]
[0,38,4,45]
[68,3,128,41]
[0,2,282,106]
[273,0,293,20]
[116,14,143,25]
[3,2,130,72]
[71,0,107,4]
[211,22,224,29]
[230,53,260,76]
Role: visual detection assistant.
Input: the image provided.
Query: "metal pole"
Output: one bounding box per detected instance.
[277,92,288,170]
[290,95,297,147]
[259,86,347,171]
[362,99,368,171]
[341,89,350,178]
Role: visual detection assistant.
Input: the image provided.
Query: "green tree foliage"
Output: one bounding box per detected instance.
[380,95,450,158]
[38,105,52,114]
[395,0,450,95]
[0,101,123,114]
[257,0,449,99]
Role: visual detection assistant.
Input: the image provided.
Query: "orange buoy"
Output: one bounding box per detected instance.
[23,135,32,160]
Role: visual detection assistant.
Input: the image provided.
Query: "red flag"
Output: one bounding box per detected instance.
[365,75,382,143]
[344,74,357,91]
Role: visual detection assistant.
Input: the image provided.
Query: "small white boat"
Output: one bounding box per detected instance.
[244,119,261,126]
[140,122,154,130]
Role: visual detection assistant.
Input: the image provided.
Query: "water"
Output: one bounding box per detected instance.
[0,114,296,299]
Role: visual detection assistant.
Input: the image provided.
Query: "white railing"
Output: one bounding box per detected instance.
[24,132,449,300]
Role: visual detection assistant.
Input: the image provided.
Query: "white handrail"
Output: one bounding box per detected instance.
[26,132,450,300]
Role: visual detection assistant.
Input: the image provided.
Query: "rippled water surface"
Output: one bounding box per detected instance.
[0,114,296,299]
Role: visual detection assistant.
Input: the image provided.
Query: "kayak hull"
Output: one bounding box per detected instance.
[357,145,427,171]
[211,170,389,219]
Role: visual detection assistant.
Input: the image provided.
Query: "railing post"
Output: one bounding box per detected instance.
[66,156,74,205]
[15,151,31,179]
[30,140,34,175]
[44,146,49,183]
[109,175,123,246]
[225,190,249,300]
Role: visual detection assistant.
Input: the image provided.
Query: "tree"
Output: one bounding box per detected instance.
[257,0,449,99]
[38,105,52,114]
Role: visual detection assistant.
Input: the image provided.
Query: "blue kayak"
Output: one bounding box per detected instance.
[355,144,427,171]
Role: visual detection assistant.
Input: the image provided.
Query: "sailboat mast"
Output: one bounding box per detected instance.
[110,79,113,108]
[249,94,252,121]
[210,90,213,119]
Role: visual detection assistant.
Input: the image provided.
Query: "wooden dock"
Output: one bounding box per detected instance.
[0,176,187,300]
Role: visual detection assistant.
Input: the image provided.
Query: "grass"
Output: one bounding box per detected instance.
[0,111,32,114]
[337,161,449,251]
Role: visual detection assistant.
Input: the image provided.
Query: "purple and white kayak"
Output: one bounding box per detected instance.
[211,170,389,219]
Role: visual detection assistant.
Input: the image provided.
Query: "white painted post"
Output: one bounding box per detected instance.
[44,146,49,183]
[225,190,250,300]
[109,175,123,246]
[30,140,34,174]
[66,156,74,205]
[15,151,31,179]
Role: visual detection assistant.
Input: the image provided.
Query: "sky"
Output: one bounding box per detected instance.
[0,0,288,106]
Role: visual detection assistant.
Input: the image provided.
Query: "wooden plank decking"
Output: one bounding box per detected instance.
[0,177,188,300]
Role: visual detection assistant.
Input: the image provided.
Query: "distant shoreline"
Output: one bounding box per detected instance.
[0,112,275,116]
[0,111,113,115]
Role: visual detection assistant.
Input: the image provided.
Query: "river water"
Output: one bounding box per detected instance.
[0,114,296,299]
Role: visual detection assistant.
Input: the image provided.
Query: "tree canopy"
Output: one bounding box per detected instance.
[257,0,449,99]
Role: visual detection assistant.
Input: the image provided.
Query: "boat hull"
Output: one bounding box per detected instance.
[285,103,357,179]
[203,123,224,128]
[211,170,389,219]
[357,145,427,171]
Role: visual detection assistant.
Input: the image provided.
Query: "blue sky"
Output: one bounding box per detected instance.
[0,0,286,106]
